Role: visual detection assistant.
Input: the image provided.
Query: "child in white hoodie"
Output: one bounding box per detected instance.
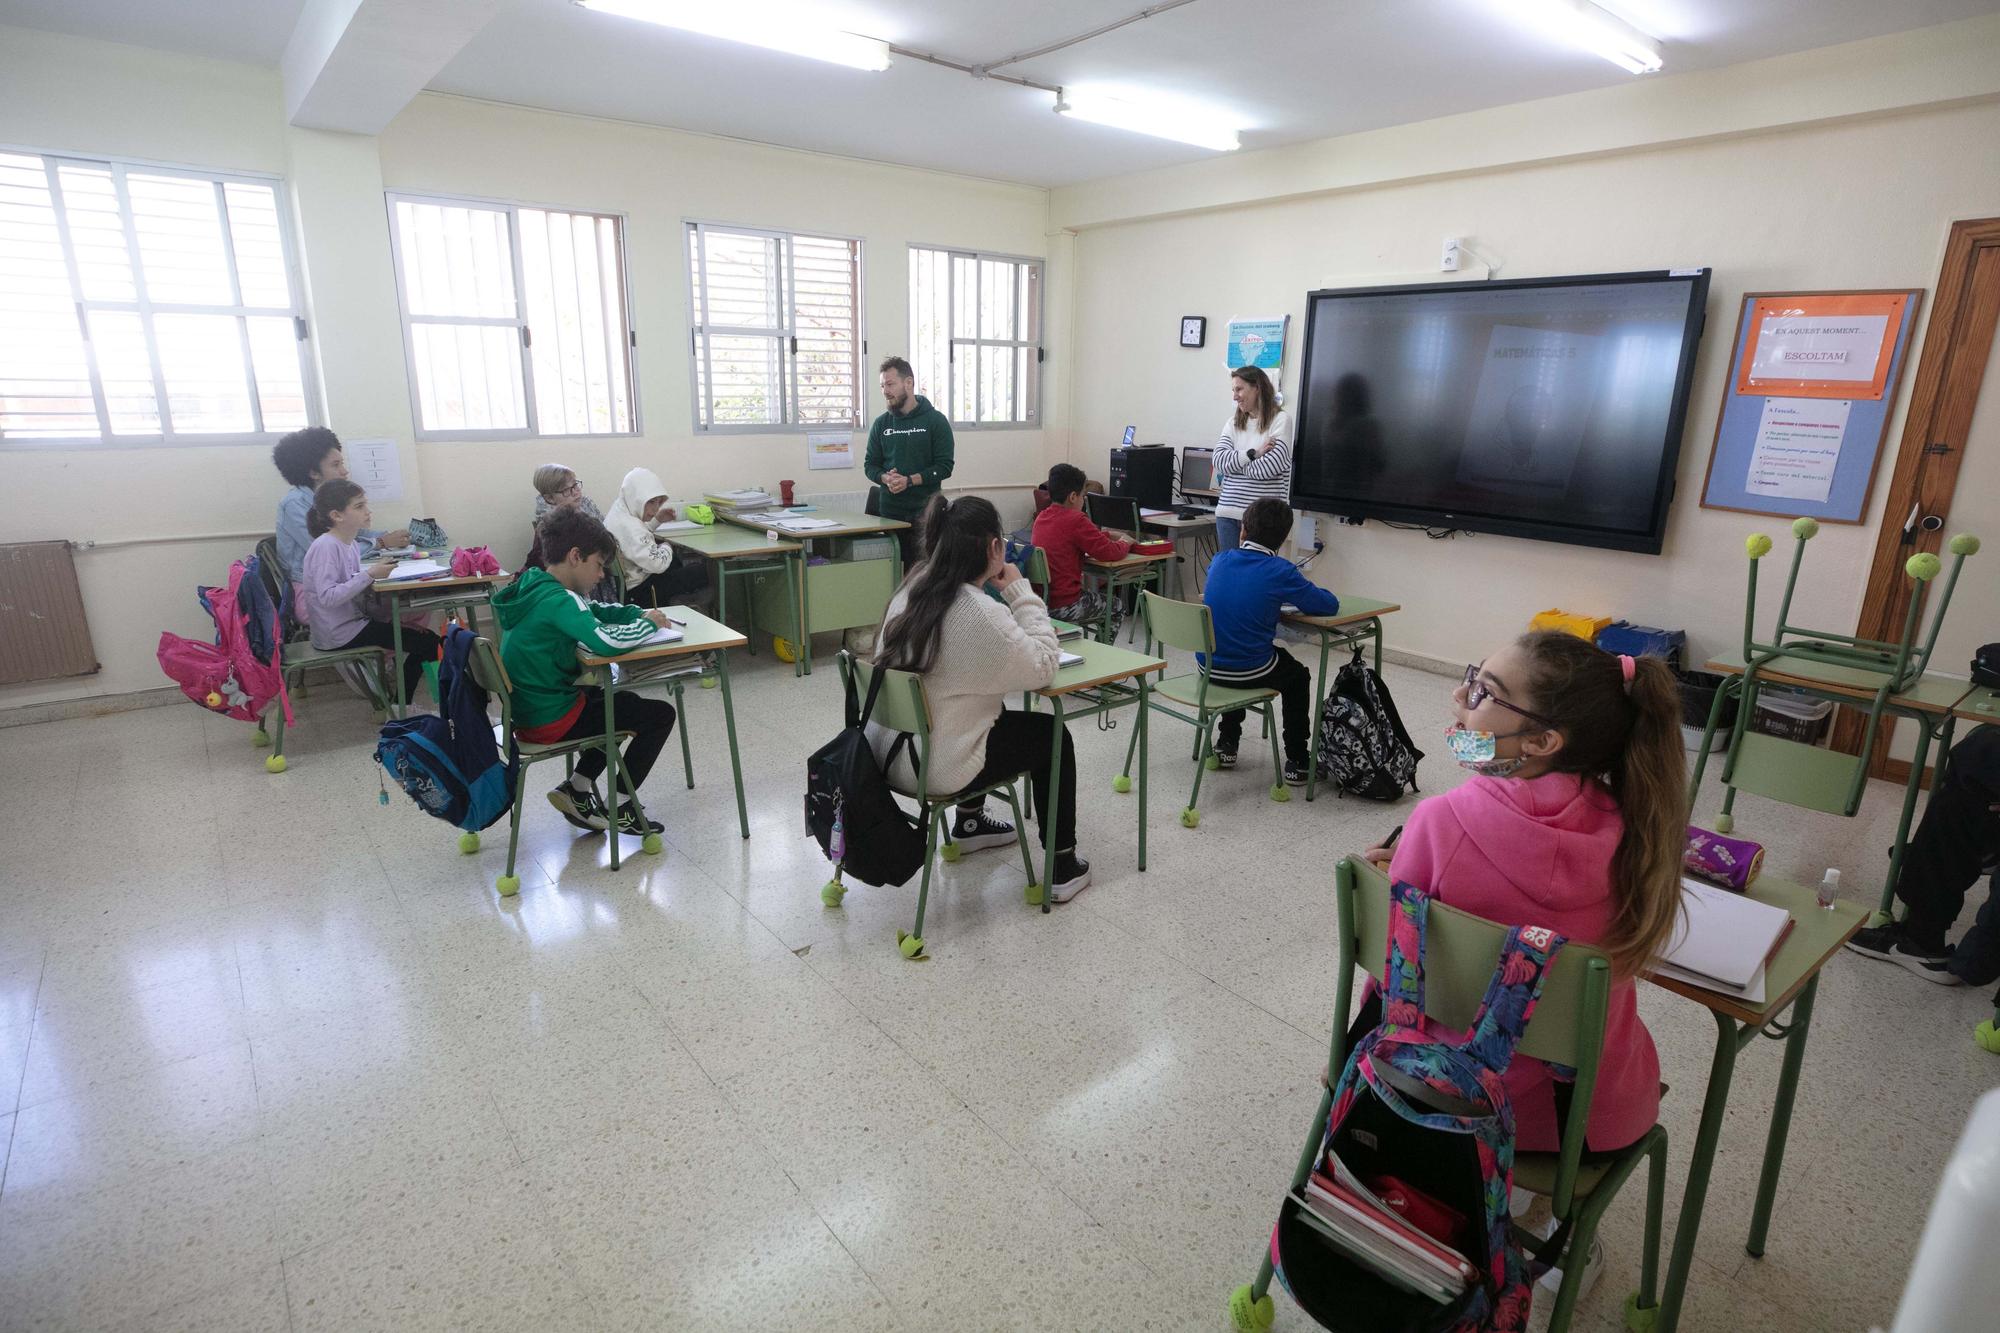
[604,467,709,607]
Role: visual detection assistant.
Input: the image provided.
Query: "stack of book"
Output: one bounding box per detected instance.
[704,488,775,514]
[1289,1150,1475,1305]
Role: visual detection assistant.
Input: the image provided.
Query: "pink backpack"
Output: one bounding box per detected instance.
[157,558,291,727]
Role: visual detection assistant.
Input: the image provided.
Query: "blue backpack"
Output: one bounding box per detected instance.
[374,625,516,832]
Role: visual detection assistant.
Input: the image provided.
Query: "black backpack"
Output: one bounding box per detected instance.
[1316,648,1424,801]
[804,662,927,888]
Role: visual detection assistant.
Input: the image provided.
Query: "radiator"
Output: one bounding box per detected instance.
[0,542,99,685]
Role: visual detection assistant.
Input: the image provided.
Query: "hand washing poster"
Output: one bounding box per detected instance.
[1736,293,1907,401]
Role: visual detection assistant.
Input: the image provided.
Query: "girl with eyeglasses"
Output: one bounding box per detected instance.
[526,464,616,601]
[1364,630,1688,1156]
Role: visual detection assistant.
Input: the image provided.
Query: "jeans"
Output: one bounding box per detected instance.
[958,709,1079,853]
[1215,515,1242,550]
[553,689,677,794]
[1895,726,2000,984]
[1214,650,1314,764]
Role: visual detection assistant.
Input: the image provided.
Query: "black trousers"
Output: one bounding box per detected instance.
[959,709,1078,852]
[1215,650,1314,763]
[553,689,677,793]
[336,620,441,703]
[1896,726,2000,983]
[627,559,708,608]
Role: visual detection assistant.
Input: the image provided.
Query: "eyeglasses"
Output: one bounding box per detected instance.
[556,481,582,497]
[1461,663,1558,729]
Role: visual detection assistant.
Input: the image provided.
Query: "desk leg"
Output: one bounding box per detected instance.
[1305,629,1332,803]
[1138,676,1149,873]
[791,548,809,677]
[1040,695,1067,914]
[1748,976,1819,1258]
[802,542,818,659]
[1370,619,1383,675]
[389,595,408,718]
[717,649,748,839]
[1655,1009,1741,1333]
[603,684,623,872]
[1877,720,1939,923]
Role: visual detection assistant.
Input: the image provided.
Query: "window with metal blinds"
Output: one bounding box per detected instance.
[908,245,1042,427]
[686,221,862,431]
[0,149,314,445]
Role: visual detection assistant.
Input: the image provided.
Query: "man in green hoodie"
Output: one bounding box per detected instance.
[865,356,955,566]
[491,507,675,836]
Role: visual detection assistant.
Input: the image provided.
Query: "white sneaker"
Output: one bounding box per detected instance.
[1526,1236,1605,1333]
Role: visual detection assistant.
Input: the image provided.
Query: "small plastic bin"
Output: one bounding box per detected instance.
[1530,608,1613,640]
[1677,668,1739,752]
[1596,622,1686,675]
[1750,688,1835,746]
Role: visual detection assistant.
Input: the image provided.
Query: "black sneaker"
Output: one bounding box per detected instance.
[1283,757,1310,787]
[1051,852,1092,904]
[1844,923,1961,985]
[548,783,609,831]
[615,803,664,836]
[950,808,1017,853]
[1211,746,1238,770]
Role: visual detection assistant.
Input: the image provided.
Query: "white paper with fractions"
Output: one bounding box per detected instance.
[1745,397,1850,503]
[1748,314,1888,384]
[807,431,854,470]
[344,437,403,501]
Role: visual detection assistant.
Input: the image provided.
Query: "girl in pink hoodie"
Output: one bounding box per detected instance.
[1370,630,1687,1155]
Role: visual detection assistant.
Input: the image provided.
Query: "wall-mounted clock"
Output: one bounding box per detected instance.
[1180,316,1206,348]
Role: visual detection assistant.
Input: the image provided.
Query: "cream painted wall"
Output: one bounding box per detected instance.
[1065,100,2000,672]
[0,27,1054,711]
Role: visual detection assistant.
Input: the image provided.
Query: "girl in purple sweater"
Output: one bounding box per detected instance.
[301,479,442,706]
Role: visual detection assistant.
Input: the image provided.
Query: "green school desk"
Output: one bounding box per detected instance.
[717,509,909,672]
[1281,596,1402,803]
[1024,640,1165,905]
[371,567,511,717]
[575,606,749,867]
[664,526,805,676]
[1082,548,1172,643]
[1696,654,1971,923]
[1641,877,1865,1333]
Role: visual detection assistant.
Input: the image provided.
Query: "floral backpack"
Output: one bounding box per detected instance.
[1270,879,1567,1332]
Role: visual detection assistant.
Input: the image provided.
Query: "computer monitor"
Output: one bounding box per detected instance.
[1180,446,1215,493]
[1084,491,1141,533]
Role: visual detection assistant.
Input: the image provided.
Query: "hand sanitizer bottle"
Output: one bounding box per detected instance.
[1817,868,1840,911]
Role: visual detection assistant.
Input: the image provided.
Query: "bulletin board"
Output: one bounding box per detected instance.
[1698,289,1921,523]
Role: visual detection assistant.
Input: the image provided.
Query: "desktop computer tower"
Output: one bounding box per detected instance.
[1108,445,1174,511]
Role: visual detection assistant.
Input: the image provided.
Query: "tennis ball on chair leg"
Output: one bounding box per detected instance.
[265,754,286,774]
[1975,1019,2000,1054]
[1112,774,1132,794]
[496,874,520,897]
[457,831,479,854]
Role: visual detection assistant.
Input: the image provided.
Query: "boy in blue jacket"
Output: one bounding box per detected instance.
[1201,498,1338,785]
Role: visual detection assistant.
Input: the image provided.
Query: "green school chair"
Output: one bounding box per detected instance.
[465,633,657,897]
[1229,857,1670,1333]
[1693,519,1980,830]
[828,651,1041,960]
[1121,590,1287,826]
[249,536,393,773]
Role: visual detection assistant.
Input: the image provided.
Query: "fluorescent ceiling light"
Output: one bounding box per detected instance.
[574,0,891,72]
[1507,0,1663,74]
[1054,92,1241,153]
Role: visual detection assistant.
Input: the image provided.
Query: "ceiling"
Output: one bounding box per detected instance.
[5,0,1998,187]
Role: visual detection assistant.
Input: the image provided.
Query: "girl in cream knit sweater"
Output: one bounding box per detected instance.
[867,495,1094,900]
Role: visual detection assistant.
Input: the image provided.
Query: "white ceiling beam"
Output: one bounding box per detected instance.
[283,0,505,134]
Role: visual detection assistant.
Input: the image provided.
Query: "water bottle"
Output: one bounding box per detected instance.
[1817,867,1840,910]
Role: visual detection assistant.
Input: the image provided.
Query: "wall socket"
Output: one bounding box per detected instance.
[1296,514,1318,549]
[1441,236,1462,272]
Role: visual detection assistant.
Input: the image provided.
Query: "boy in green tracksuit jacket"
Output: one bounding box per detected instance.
[490,507,675,837]
[866,357,954,561]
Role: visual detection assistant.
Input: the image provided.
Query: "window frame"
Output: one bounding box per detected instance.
[684,218,867,435]
[385,188,641,443]
[0,144,320,450]
[907,243,1044,430]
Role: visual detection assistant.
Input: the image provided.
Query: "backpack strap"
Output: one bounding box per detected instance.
[848,660,890,730]
[1381,878,1432,1026]
[1462,924,1567,1075]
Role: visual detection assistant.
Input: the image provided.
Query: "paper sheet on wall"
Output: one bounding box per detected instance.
[1745,397,1850,503]
[807,431,855,470]
[344,437,403,501]
[1746,314,1888,386]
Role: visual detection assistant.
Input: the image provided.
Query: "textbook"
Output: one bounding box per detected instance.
[1652,877,1792,998]
[1058,650,1085,668]
[1050,619,1085,641]
[1317,1156,1475,1284]
[705,488,774,511]
[639,623,685,646]
[1287,1190,1463,1304]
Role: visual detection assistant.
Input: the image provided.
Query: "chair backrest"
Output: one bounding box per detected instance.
[838,651,932,739]
[253,535,303,637]
[1138,590,1214,656]
[1331,856,1613,1207]
[1025,545,1050,591]
[466,635,513,729]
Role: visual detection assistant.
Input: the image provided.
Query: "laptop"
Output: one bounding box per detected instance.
[1084,491,1141,533]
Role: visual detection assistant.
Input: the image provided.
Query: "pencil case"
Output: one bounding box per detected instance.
[1130,540,1173,556]
[1684,825,1764,892]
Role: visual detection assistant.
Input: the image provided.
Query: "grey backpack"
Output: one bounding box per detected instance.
[1316,648,1423,801]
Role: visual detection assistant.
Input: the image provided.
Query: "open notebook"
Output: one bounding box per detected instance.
[1652,877,1793,1001]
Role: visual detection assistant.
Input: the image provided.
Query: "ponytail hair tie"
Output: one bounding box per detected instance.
[1618,654,1636,692]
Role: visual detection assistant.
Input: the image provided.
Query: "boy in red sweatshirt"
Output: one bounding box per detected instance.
[1031,463,1132,636]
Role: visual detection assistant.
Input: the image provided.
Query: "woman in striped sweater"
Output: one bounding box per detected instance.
[1213,366,1293,550]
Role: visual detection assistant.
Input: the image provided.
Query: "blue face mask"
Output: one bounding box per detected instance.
[1444,723,1530,778]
